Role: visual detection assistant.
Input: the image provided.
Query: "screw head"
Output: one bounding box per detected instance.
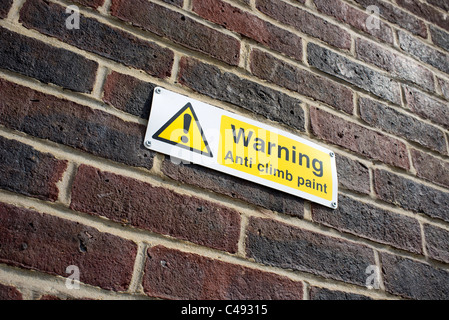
[329,152,335,158]
[155,88,162,94]
[331,202,337,208]
[144,140,152,148]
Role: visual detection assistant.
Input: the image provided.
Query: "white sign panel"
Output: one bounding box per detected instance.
[144,87,338,209]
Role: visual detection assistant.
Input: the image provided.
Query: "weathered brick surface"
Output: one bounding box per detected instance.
[309,287,371,300]
[20,0,174,79]
[103,71,156,120]
[336,154,370,194]
[257,0,351,50]
[110,0,239,66]
[380,252,449,299]
[374,169,449,223]
[246,217,375,285]
[192,0,303,61]
[0,284,23,300]
[143,246,304,299]
[178,57,306,131]
[397,0,449,32]
[162,157,304,218]
[430,26,449,53]
[427,0,449,12]
[310,107,410,170]
[424,224,449,264]
[0,27,97,93]
[308,43,401,104]
[403,86,449,130]
[0,136,67,202]
[0,202,137,291]
[398,30,449,75]
[354,0,427,37]
[72,0,104,8]
[70,165,241,253]
[411,149,449,189]
[314,0,393,44]
[356,38,434,92]
[359,97,447,154]
[0,79,154,170]
[439,78,449,100]
[0,0,12,18]
[251,49,353,114]
[312,195,422,254]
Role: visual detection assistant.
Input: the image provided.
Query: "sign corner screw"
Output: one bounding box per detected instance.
[155,88,162,94]
[144,140,152,148]
[329,152,335,157]
[331,202,337,208]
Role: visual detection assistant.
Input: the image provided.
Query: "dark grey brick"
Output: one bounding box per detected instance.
[374,169,449,223]
[246,217,375,286]
[312,195,422,254]
[308,43,401,104]
[381,252,449,299]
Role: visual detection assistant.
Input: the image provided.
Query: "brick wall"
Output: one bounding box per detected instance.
[0,0,448,301]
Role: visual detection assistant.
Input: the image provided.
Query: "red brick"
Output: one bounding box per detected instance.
[397,0,449,32]
[110,0,240,66]
[0,284,23,300]
[250,49,354,114]
[70,165,241,253]
[0,27,97,93]
[353,0,427,38]
[246,217,375,285]
[403,85,449,130]
[143,246,303,299]
[411,149,449,189]
[192,0,302,61]
[310,107,410,170]
[356,38,435,93]
[103,71,156,119]
[0,0,13,18]
[20,0,174,79]
[0,136,68,202]
[0,202,137,291]
[162,157,304,218]
[0,78,154,170]
[314,0,393,44]
[257,0,351,50]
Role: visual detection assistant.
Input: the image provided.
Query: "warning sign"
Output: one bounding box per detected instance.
[144,87,338,209]
[153,103,212,157]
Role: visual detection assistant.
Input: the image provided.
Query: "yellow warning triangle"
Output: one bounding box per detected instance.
[152,103,213,157]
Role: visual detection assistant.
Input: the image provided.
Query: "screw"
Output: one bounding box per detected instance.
[331,202,337,208]
[155,88,162,94]
[329,152,335,157]
[144,141,152,148]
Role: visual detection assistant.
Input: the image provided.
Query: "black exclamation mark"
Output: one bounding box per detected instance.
[181,114,192,144]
